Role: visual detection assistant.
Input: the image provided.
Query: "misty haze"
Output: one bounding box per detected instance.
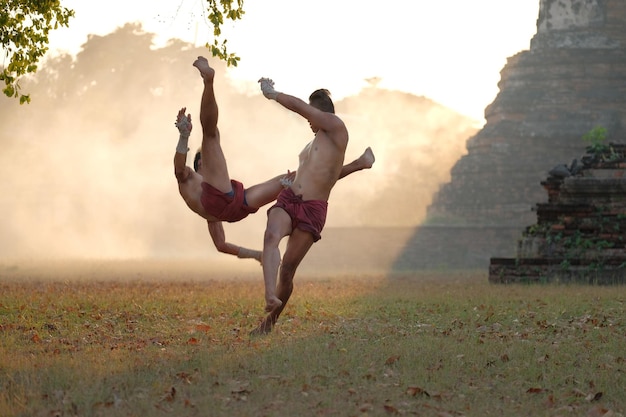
[0,23,478,266]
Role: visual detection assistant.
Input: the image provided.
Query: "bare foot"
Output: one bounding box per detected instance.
[249,319,273,337]
[265,296,282,313]
[361,147,375,169]
[193,56,215,80]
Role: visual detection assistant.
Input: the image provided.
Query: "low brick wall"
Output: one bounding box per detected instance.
[488,145,626,284]
[489,257,626,284]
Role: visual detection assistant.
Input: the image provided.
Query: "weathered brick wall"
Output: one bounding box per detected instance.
[489,144,626,283]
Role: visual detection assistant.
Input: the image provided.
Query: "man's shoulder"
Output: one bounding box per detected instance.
[321,124,348,147]
[177,166,202,185]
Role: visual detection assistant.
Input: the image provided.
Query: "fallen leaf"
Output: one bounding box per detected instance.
[359,403,373,412]
[537,354,549,363]
[572,388,587,397]
[585,392,603,402]
[406,386,430,397]
[162,386,176,402]
[176,371,192,384]
[195,324,211,333]
[586,404,611,417]
[385,355,400,365]
[231,388,251,395]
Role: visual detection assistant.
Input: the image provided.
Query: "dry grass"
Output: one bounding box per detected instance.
[0,260,624,417]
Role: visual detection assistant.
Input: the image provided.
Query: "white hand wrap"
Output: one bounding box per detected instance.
[175,113,192,153]
[280,176,293,187]
[259,78,280,100]
[176,137,189,154]
[237,247,262,262]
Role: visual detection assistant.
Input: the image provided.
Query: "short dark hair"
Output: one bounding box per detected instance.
[193,150,202,172]
[309,89,334,113]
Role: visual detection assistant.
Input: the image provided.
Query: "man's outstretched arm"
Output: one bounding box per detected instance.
[174,107,192,182]
[207,222,262,263]
[258,78,344,135]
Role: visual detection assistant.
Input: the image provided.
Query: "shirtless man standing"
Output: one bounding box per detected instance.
[174,57,374,263]
[252,78,352,334]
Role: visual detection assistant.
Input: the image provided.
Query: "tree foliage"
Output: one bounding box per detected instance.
[1,0,74,103]
[206,0,245,67]
[1,0,244,104]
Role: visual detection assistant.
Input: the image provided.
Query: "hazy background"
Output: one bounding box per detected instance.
[48,0,539,123]
[0,25,478,261]
[1,1,541,264]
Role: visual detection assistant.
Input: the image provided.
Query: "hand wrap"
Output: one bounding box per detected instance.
[237,247,262,263]
[175,112,192,153]
[258,77,280,100]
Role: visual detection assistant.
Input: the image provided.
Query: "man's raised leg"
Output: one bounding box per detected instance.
[193,56,231,192]
[338,147,375,179]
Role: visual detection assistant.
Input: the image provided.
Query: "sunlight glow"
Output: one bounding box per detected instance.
[47,0,538,122]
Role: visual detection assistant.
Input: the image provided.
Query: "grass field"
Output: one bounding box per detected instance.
[0,260,624,417]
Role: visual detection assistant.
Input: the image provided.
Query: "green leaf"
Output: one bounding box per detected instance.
[4,84,15,98]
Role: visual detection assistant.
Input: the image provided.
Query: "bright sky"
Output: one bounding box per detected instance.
[47,0,539,123]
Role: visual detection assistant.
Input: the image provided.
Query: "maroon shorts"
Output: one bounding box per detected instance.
[269,188,328,242]
[200,180,258,222]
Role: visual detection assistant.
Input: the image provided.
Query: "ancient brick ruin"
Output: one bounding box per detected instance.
[489,143,626,283]
[395,0,626,270]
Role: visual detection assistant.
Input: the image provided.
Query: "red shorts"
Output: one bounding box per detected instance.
[200,180,258,222]
[269,188,328,242]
